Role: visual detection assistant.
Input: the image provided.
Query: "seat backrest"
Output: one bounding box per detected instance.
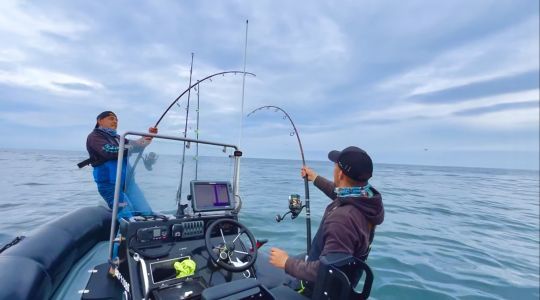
[311,253,374,300]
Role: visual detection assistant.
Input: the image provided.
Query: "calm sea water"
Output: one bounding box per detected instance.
[0,148,538,299]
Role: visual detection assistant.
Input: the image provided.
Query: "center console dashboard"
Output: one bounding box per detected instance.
[118,212,254,299]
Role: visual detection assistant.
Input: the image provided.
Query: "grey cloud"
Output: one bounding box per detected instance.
[52,82,96,91]
[410,70,539,104]
[453,100,539,116]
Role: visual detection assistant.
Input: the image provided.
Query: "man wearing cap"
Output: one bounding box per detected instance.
[85,111,157,217]
[269,146,384,293]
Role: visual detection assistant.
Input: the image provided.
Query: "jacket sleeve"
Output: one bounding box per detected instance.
[313,176,337,200]
[127,137,151,153]
[284,256,320,282]
[87,132,120,161]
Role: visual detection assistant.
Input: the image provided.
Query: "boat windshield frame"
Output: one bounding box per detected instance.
[107,131,241,260]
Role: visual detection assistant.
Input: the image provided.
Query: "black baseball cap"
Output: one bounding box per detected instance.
[95,111,117,128]
[328,146,373,181]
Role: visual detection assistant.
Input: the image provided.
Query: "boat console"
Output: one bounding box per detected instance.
[111,181,258,299]
[77,132,374,300]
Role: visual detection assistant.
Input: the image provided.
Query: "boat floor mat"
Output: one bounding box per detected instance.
[82,263,123,300]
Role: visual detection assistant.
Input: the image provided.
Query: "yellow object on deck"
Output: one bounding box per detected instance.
[174,259,196,278]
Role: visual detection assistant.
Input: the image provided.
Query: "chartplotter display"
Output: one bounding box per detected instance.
[190,181,234,212]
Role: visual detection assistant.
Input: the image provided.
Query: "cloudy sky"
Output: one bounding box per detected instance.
[0,0,538,170]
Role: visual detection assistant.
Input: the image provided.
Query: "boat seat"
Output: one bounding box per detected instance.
[201,278,274,300]
[268,285,305,299]
[270,253,374,300]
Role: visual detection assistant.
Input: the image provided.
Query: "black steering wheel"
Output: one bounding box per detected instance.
[204,219,258,272]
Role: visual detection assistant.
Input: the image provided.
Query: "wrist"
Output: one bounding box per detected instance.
[284,256,291,271]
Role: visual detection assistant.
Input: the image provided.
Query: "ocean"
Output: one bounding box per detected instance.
[0,148,538,299]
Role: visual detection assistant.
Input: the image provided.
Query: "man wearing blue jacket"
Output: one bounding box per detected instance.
[86,111,157,218]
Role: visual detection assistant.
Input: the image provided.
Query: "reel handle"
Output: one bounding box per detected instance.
[291,205,306,219]
[275,211,292,222]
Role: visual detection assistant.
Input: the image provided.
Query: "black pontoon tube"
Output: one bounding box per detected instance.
[247,106,312,253]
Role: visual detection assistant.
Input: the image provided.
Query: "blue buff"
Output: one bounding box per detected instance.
[334,184,373,198]
[97,127,119,138]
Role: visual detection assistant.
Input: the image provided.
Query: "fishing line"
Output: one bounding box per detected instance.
[247,105,312,253]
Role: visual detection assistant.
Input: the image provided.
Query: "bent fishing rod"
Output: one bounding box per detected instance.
[154,70,256,128]
[247,105,312,253]
[126,70,256,200]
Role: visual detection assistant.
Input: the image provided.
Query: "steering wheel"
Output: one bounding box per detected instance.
[205,219,258,272]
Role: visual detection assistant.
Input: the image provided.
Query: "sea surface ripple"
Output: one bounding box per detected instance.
[0,149,538,299]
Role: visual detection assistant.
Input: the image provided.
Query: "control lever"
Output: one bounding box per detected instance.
[177,204,188,217]
[255,239,268,249]
[250,239,268,252]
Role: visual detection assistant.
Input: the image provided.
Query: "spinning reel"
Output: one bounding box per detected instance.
[275,194,305,222]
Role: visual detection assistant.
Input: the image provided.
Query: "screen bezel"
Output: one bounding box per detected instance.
[190,181,234,213]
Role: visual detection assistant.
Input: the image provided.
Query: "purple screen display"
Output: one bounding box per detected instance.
[193,183,230,210]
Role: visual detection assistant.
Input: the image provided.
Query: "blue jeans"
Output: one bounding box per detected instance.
[96,181,152,219]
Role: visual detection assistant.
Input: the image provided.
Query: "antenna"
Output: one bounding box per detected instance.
[238,19,249,148]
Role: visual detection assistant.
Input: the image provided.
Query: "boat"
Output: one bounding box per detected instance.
[0,131,375,300]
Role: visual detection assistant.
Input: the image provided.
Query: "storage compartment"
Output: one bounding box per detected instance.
[150,256,193,284]
[152,278,207,300]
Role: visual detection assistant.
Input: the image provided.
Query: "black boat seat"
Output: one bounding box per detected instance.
[201,278,274,300]
[270,253,374,300]
[269,285,306,299]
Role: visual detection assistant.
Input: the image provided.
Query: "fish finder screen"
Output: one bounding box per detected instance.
[191,181,233,212]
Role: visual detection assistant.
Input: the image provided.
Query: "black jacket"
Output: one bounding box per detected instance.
[86,128,124,167]
[284,176,384,282]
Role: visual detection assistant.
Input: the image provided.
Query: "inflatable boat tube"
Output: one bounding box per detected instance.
[0,206,111,300]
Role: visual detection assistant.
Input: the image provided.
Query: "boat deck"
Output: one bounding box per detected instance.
[52,242,109,299]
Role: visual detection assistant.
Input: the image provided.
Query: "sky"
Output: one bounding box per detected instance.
[0,0,538,170]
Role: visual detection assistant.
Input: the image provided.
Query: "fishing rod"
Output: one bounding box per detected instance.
[125,70,256,202]
[247,105,312,253]
[194,82,200,179]
[154,71,256,128]
[176,53,195,206]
